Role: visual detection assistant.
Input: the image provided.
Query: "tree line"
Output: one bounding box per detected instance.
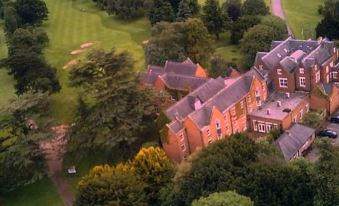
[73,133,339,206]
[0,0,61,194]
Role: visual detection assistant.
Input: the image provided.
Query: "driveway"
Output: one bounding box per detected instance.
[326,123,339,145]
[271,0,294,37]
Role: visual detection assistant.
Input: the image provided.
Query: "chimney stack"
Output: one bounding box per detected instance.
[286,92,290,98]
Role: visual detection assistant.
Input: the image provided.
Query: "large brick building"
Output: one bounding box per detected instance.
[143,37,338,162]
[162,70,267,162]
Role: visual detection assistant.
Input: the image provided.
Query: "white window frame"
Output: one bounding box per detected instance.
[316,71,320,83]
[326,66,329,73]
[258,123,265,133]
[330,72,337,79]
[300,68,304,74]
[240,101,244,109]
[279,78,288,88]
[299,77,306,87]
[253,120,258,131]
[277,69,282,75]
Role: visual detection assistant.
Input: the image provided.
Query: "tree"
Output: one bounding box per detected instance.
[241,24,277,68]
[223,0,242,21]
[192,191,254,206]
[303,111,324,128]
[75,164,147,206]
[209,54,231,78]
[261,15,288,40]
[313,139,339,206]
[202,0,231,39]
[148,0,175,25]
[242,0,268,16]
[68,48,156,153]
[8,28,43,55]
[176,0,192,21]
[230,15,260,44]
[131,147,175,203]
[187,0,199,15]
[106,0,146,19]
[144,18,214,66]
[2,50,61,94]
[3,6,18,34]
[0,92,50,193]
[15,0,48,25]
[316,13,339,40]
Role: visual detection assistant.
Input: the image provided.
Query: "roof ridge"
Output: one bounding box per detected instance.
[262,37,292,61]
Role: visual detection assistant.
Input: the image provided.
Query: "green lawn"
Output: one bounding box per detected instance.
[3,177,63,206]
[282,0,323,39]
[43,0,151,123]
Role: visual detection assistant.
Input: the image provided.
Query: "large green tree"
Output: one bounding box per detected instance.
[15,0,48,25]
[106,0,146,19]
[148,0,175,25]
[176,0,192,21]
[75,164,147,206]
[202,0,231,39]
[3,6,18,34]
[2,50,61,94]
[242,0,268,16]
[145,18,214,66]
[240,24,277,68]
[260,15,288,40]
[0,92,50,193]
[192,191,254,206]
[68,48,156,153]
[223,0,242,21]
[230,15,260,44]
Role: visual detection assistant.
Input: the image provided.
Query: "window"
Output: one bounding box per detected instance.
[279,78,288,88]
[277,69,282,75]
[293,116,297,123]
[223,113,228,120]
[206,128,211,136]
[300,109,304,119]
[300,68,304,74]
[248,106,253,113]
[180,143,186,152]
[316,71,320,83]
[315,64,318,71]
[266,124,272,132]
[299,77,306,87]
[255,90,260,97]
[326,66,329,73]
[179,133,184,142]
[258,123,265,133]
[306,104,309,112]
[240,101,244,109]
[330,72,338,79]
[215,120,221,129]
[330,62,334,67]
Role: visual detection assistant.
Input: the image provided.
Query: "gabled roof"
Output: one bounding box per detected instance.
[165,77,225,121]
[279,57,297,73]
[166,69,264,129]
[164,58,198,76]
[318,83,339,97]
[276,124,315,160]
[159,74,209,91]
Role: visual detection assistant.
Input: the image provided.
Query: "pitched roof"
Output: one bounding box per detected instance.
[159,74,209,91]
[276,124,315,160]
[167,69,263,129]
[165,77,225,121]
[279,57,297,73]
[142,65,165,85]
[164,59,198,76]
[318,83,339,96]
[168,120,183,133]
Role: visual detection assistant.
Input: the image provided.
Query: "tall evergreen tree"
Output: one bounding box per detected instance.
[3,6,17,34]
[148,0,175,25]
[223,0,242,21]
[176,0,192,21]
[202,0,231,39]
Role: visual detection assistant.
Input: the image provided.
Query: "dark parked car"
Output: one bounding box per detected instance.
[330,115,339,124]
[318,129,338,138]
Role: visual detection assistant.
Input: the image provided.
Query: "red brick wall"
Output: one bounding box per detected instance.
[162,128,185,162]
[183,117,204,153]
[195,65,208,77]
[273,65,295,93]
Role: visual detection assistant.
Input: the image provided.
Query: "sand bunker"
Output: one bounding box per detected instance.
[70,49,84,55]
[80,42,94,49]
[63,59,78,69]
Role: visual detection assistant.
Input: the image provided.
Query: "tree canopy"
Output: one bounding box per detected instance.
[15,0,48,25]
[192,191,254,206]
[68,48,156,153]
[242,0,268,16]
[144,18,214,67]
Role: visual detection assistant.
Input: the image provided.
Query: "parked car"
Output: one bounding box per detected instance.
[318,129,338,138]
[330,115,339,124]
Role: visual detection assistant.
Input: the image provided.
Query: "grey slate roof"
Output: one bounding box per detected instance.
[276,124,315,160]
[142,65,165,85]
[176,70,263,129]
[319,83,338,96]
[164,59,198,76]
[165,77,225,121]
[168,120,183,133]
[280,57,297,73]
[160,74,209,91]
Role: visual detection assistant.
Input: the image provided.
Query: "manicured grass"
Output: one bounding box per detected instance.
[215,32,244,67]
[3,177,63,206]
[43,0,151,123]
[282,0,323,39]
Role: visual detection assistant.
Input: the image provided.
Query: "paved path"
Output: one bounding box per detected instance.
[271,0,294,37]
[40,125,74,206]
